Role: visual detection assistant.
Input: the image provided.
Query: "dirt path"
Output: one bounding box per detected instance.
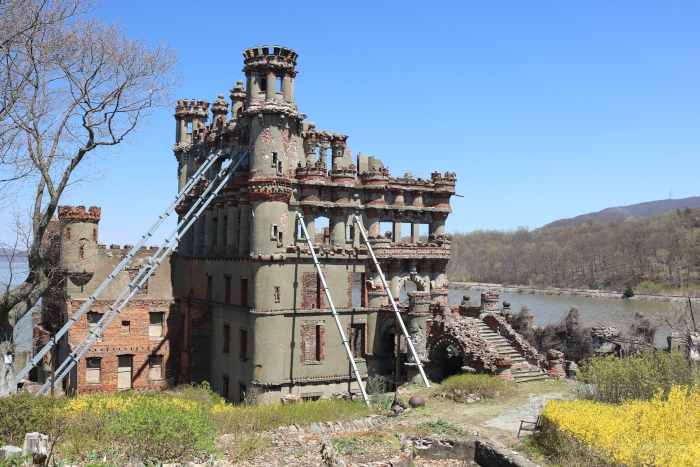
[393,378,578,454]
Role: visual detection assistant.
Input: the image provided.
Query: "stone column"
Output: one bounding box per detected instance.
[330,208,346,249]
[303,208,315,245]
[281,73,292,102]
[266,71,276,100]
[430,212,447,237]
[216,204,226,255]
[204,206,214,254]
[431,258,449,304]
[392,222,402,244]
[177,152,188,192]
[238,200,250,255]
[226,204,238,255]
[411,223,420,243]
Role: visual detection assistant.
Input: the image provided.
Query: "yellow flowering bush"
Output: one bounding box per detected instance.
[542,385,700,467]
[0,384,370,462]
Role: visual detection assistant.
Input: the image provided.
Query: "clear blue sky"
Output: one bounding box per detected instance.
[55,0,699,246]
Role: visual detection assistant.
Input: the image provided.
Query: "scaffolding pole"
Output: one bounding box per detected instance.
[16,149,227,383]
[295,212,371,408]
[37,151,248,395]
[352,213,431,388]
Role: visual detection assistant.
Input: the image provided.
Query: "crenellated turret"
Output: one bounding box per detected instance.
[58,205,101,286]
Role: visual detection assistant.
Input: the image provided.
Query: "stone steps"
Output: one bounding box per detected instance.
[473,318,549,383]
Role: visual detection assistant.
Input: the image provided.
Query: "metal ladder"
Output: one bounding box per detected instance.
[28,151,248,394]
[295,212,371,408]
[351,213,431,388]
[16,148,229,383]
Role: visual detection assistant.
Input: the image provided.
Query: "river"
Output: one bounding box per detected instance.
[397,286,676,348]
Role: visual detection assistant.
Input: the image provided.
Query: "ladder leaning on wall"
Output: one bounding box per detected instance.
[351,213,431,389]
[294,212,371,408]
[17,150,249,395]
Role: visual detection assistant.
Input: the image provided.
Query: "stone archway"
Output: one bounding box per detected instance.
[430,335,465,380]
[397,272,429,292]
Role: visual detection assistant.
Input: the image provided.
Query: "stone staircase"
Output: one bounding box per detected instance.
[472,318,549,382]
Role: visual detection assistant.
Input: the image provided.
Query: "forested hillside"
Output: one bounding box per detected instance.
[448,207,700,292]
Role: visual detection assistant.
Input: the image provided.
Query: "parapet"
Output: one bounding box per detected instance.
[58,205,101,223]
[174,99,210,120]
[243,45,298,77]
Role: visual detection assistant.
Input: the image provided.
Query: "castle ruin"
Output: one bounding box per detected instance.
[34,46,549,400]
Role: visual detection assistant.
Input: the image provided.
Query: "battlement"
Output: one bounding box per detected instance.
[243,44,298,63]
[58,205,101,223]
[174,99,210,120]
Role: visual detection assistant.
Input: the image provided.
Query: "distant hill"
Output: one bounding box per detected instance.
[542,196,700,229]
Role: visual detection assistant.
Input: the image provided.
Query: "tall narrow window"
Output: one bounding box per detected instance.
[301,322,324,363]
[239,329,248,359]
[148,355,163,381]
[86,312,104,341]
[240,279,248,307]
[315,324,323,362]
[222,216,228,247]
[93,228,97,242]
[224,275,231,304]
[349,323,365,359]
[65,228,71,241]
[149,312,164,338]
[86,357,101,384]
[206,275,213,301]
[212,217,218,249]
[239,383,246,403]
[223,325,230,354]
[222,375,230,400]
[78,244,85,260]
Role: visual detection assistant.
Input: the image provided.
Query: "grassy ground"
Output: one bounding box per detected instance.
[395,377,577,452]
[0,384,370,464]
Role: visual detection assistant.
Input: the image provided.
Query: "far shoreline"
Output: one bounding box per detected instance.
[450,282,700,303]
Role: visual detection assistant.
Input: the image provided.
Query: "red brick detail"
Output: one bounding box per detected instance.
[57,205,101,223]
[347,323,366,359]
[66,299,179,393]
[300,322,324,363]
[301,272,325,310]
[347,273,353,308]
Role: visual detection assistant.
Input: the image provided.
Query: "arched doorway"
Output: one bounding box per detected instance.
[430,336,464,381]
[379,318,409,390]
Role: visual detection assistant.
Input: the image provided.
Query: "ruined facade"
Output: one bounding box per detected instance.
[38,46,551,397]
[36,207,178,393]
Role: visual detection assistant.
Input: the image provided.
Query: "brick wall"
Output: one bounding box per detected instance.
[66,299,179,393]
[301,272,325,310]
[300,322,324,363]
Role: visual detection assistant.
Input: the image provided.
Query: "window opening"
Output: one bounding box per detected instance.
[274,286,281,303]
[223,325,230,353]
[186,121,193,134]
[206,275,212,300]
[222,375,230,400]
[148,355,163,381]
[239,383,247,403]
[78,244,84,260]
[86,357,101,384]
[66,228,71,241]
[224,275,231,304]
[222,215,228,247]
[93,228,97,242]
[240,279,248,307]
[121,320,130,334]
[259,77,267,93]
[149,312,164,338]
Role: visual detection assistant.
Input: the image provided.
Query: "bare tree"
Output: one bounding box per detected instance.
[0,0,180,351]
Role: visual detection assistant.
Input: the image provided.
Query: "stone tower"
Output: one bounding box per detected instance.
[58,206,101,286]
[171,46,457,401]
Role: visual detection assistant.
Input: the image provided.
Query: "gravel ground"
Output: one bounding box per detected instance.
[483,393,561,433]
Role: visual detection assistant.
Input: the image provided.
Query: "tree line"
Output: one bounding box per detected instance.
[448,207,700,292]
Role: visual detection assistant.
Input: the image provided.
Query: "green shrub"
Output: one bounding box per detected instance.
[576,350,700,403]
[0,393,67,446]
[438,373,515,400]
[636,280,666,295]
[623,286,634,298]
